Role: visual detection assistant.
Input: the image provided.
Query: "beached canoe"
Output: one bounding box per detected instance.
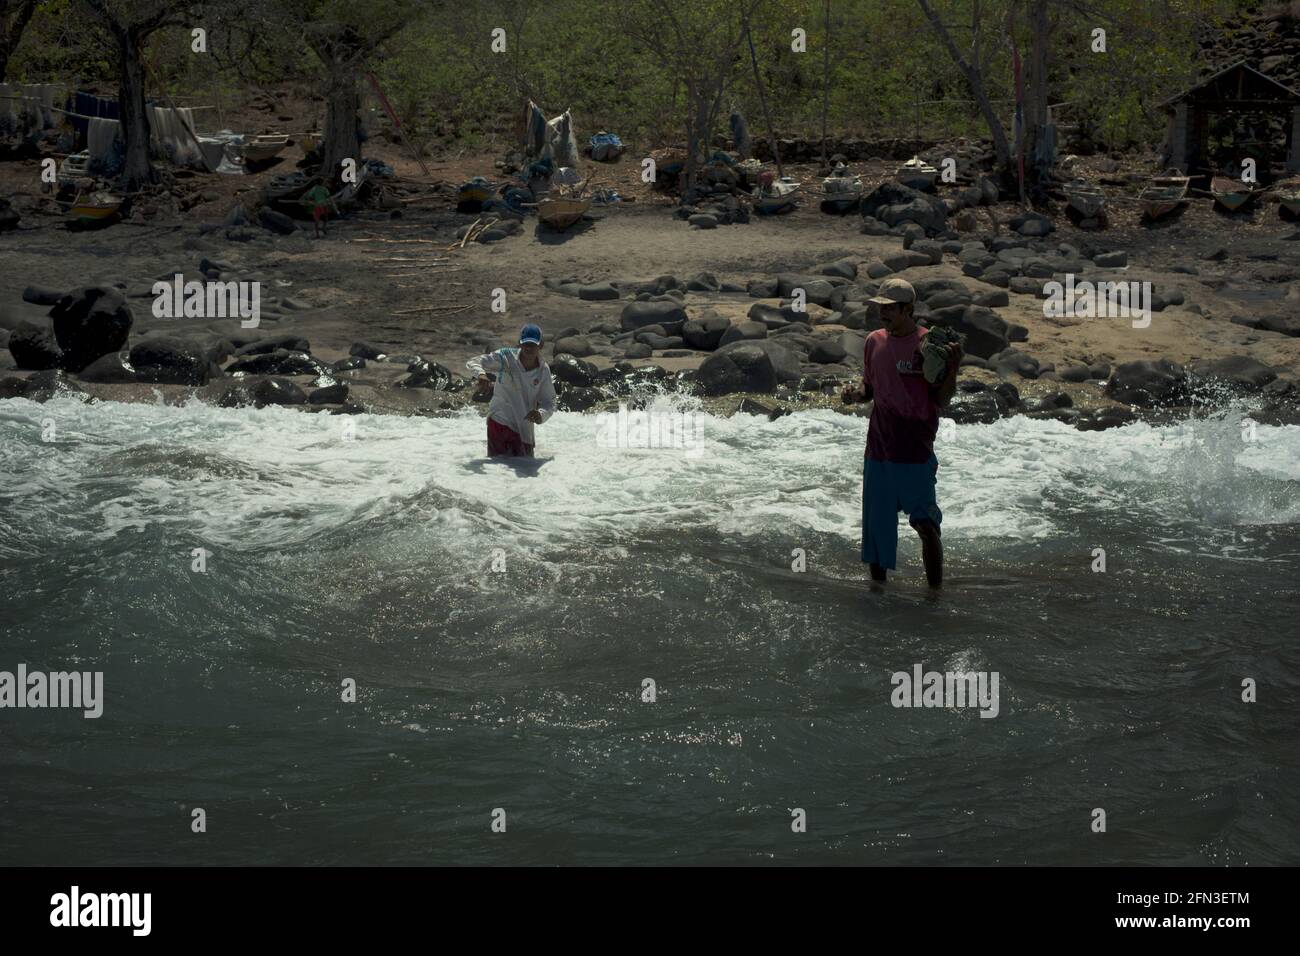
[1212,176,1255,212]
[1280,191,1300,217]
[536,197,591,230]
[241,133,289,164]
[68,191,122,222]
[457,177,497,206]
[1064,179,1106,219]
[58,151,91,180]
[752,177,800,214]
[1140,175,1189,220]
[897,156,939,191]
[820,165,863,211]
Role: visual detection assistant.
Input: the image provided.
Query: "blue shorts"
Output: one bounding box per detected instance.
[862,454,942,570]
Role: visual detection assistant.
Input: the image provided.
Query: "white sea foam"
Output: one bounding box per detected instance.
[1,396,1297,556]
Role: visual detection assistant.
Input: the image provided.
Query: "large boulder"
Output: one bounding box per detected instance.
[925,306,1010,359]
[48,286,134,373]
[682,316,730,350]
[550,354,598,387]
[7,320,63,370]
[718,320,768,347]
[697,344,777,395]
[77,351,136,383]
[397,360,454,389]
[775,275,837,306]
[10,369,90,403]
[129,337,214,385]
[1188,356,1277,394]
[251,377,307,406]
[226,349,324,377]
[720,339,802,384]
[553,335,596,357]
[809,338,848,364]
[621,299,687,333]
[860,181,948,235]
[1104,359,1190,407]
[233,335,310,356]
[945,389,1009,424]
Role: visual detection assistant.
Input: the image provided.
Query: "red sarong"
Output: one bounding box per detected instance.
[487,417,533,458]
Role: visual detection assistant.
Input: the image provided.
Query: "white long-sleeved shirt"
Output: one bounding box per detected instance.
[466,348,557,446]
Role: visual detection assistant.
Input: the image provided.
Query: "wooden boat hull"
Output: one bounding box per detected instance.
[753,179,801,214]
[819,195,860,212]
[754,195,798,214]
[1140,177,1190,220]
[1280,196,1300,216]
[242,136,290,164]
[1142,200,1181,219]
[242,146,285,163]
[537,198,590,229]
[457,185,495,205]
[70,203,121,222]
[1065,185,1106,219]
[897,173,936,191]
[1212,184,1254,211]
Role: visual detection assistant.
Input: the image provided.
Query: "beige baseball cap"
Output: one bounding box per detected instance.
[868,277,917,306]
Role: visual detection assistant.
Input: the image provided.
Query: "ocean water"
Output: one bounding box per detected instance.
[1,394,1298,865]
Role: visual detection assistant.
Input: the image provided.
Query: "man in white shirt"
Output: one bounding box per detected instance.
[466,323,558,457]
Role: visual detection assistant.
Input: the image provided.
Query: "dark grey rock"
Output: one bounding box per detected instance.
[251,377,307,406]
[682,316,730,350]
[945,390,1008,423]
[8,320,63,370]
[578,282,620,301]
[49,286,133,373]
[718,320,769,347]
[1188,356,1278,393]
[696,346,776,395]
[234,335,310,357]
[22,286,65,306]
[226,349,324,377]
[1104,359,1189,407]
[309,382,349,404]
[621,299,687,333]
[130,338,213,385]
[77,351,136,383]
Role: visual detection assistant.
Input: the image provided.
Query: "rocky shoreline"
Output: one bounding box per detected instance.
[3,172,1299,430]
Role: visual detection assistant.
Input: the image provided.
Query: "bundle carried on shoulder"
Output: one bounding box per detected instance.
[921,324,963,384]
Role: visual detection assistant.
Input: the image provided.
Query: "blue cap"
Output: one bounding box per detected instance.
[519,324,543,345]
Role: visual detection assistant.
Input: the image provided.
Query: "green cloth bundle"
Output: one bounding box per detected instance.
[921,324,963,384]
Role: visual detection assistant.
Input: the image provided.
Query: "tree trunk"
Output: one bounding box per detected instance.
[821,0,830,167]
[320,61,361,185]
[116,28,156,191]
[1024,0,1050,180]
[0,1,37,82]
[916,0,1011,172]
[683,78,699,196]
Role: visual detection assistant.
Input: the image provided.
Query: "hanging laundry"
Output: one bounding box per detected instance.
[148,105,203,167]
[86,116,124,175]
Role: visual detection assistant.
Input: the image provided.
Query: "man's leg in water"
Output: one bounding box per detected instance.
[862,457,901,580]
[902,454,944,587]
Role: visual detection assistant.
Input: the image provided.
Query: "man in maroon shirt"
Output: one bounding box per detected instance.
[842,278,962,587]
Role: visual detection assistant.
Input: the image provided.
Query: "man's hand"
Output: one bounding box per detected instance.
[841,381,868,404]
[476,374,494,396]
[525,409,543,424]
[945,342,964,377]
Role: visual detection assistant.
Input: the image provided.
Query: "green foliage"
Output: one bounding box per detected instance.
[4,0,1254,151]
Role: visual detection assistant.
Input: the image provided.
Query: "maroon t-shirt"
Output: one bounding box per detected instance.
[863,328,939,464]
